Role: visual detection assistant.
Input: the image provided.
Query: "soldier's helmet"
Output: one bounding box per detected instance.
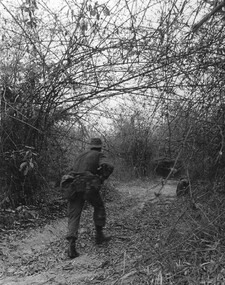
[89,138,102,149]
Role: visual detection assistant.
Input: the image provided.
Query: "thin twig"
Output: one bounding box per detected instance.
[192,1,225,32]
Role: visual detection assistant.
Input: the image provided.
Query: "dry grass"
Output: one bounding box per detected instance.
[1,180,225,284]
[102,187,225,285]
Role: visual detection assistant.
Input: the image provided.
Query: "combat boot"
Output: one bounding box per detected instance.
[68,238,79,259]
[95,226,111,245]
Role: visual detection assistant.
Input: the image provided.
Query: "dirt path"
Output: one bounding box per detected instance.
[0,179,178,285]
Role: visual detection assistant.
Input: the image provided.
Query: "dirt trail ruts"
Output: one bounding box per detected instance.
[0,179,177,285]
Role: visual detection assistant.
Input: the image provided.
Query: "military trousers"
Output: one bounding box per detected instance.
[66,189,106,240]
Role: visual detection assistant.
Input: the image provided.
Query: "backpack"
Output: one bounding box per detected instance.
[60,171,101,200]
[97,163,114,181]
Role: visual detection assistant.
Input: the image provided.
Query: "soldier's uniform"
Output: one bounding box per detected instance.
[64,138,114,258]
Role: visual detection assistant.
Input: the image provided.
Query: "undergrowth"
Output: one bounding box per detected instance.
[106,187,225,285]
[1,179,225,284]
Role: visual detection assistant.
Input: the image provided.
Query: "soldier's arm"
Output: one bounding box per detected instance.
[98,152,114,180]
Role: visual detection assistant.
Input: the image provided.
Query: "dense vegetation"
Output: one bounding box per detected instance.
[0,0,225,205]
[1,2,225,284]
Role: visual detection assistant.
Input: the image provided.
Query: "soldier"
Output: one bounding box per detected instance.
[65,138,114,259]
[176,177,190,197]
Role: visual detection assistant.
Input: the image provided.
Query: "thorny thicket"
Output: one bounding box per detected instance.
[0,0,224,203]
